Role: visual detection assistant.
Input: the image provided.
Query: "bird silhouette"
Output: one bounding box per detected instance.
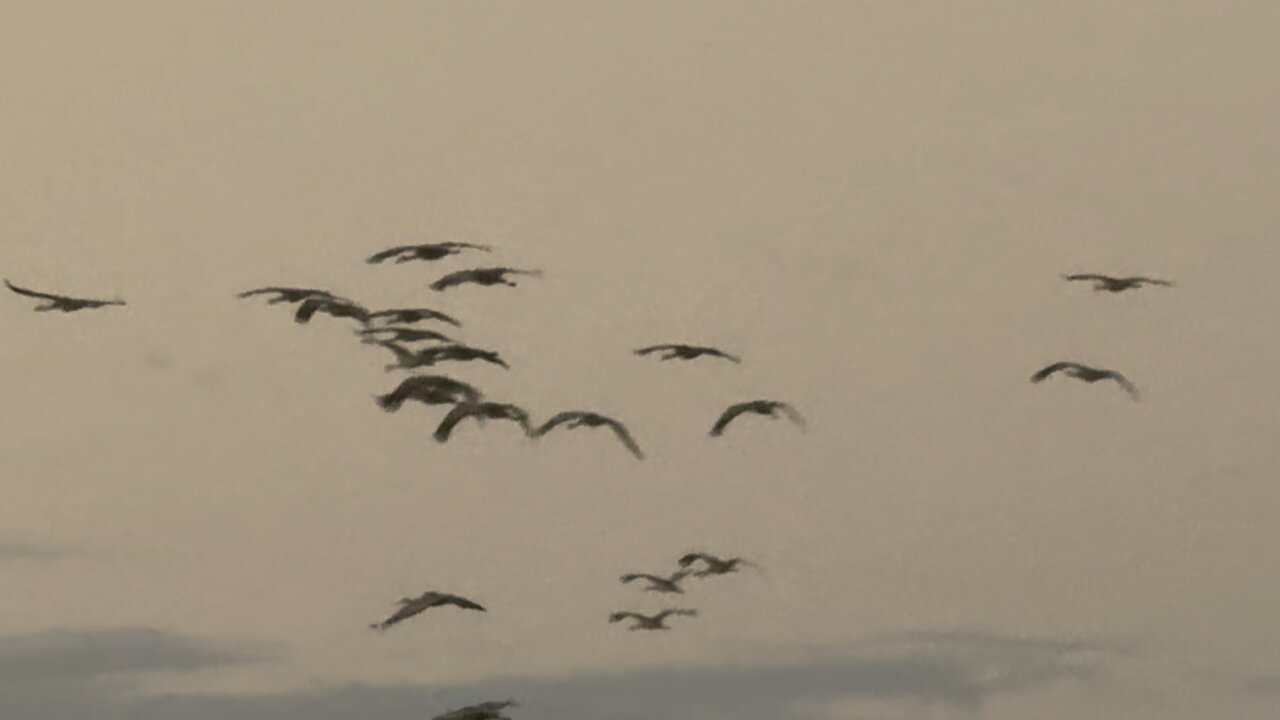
[369,591,486,631]
[532,411,644,460]
[432,699,518,720]
[293,297,370,324]
[433,402,533,443]
[1030,361,1140,400]
[430,267,542,291]
[367,242,492,264]
[1063,274,1174,293]
[236,286,350,305]
[6,279,125,312]
[358,326,456,344]
[634,344,740,363]
[608,608,697,631]
[374,341,509,372]
[620,569,692,594]
[376,375,484,412]
[677,552,760,577]
[710,400,806,437]
[365,307,463,327]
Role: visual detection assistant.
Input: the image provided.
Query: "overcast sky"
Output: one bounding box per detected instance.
[3,2,1280,718]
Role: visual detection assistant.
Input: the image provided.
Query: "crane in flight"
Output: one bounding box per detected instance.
[369,591,486,631]
[1063,274,1173,293]
[430,267,542,291]
[6,279,125,312]
[1029,361,1140,400]
[608,608,697,631]
[677,552,760,577]
[433,402,533,443]
[373,341,509,372]
[432,699,518,720]
[365,307,462,327]
[532,411,644,460]
[634,344,740,363]
[293,297,371,324]
[357,326,456,344]
[709,400,806,437]
[376,375,484,412]
[367,241,492,264]
[620,569,692,594]
[236,286,350,305]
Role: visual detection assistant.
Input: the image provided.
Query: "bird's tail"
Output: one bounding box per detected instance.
[376,392,404,412]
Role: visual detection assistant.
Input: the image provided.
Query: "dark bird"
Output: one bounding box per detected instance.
[369,591,486,631]
[532,411,644,460]
[376,375,485,412]
[1063,274,1174,293]
[433,402,533,443]
[634,344,740,364]
[677,552,760,577]
[294,297,370,324]
[367,242,492,265]
[375,341,509,372]
[709,400,806,437]
[608,609,697,631]
[432,700,518,720]
[236,287,349,305]
[358,326,456,344]
[1029,361,1140,400]
[430,267,542,291]
[5,279,125,312]
[620,569,692,594]
[365,307,462,327]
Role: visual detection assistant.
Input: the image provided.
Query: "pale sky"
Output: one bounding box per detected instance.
[3,1,1280,718]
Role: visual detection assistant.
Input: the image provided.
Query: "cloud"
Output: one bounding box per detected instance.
[0,628,1126,720]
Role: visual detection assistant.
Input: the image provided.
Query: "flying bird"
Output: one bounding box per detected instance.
[433,402,533,443]
[709,400,806,437]
[634,344,740,363]
[1029,361,1140,400]
[294,297,370,324]
[1063,274,1174,293]
[430,267,542,291]
[677,552,760,577]
[358,326,456,344]
[369,591,486,631]
[236,287,349,305]
[367,242,493,265]
[374,341,509,372]
[532,411,644,460]
[376,375,484,412]
[608,608,697,631]
[432,700,518,720]
[5,279,125,312]
[365,307,463,327]
[620,569,692,594]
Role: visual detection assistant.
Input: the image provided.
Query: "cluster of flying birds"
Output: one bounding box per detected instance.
[1027,273,1173,401]
[610,551,760,631]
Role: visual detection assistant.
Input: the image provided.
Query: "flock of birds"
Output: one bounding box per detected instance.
[4,250,1172,720]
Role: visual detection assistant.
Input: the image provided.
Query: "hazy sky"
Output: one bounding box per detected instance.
[3,2,1280,718]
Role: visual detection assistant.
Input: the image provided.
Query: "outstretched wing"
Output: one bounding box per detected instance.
[678,552,714,568]
[603,419,645,459]
[1132,276,1174,287]
[1102,371,1142,400]
[620,573,662,585]
[366,246,413,264]
[433,404,478,443]
[444,242,493,252]
[532,411,584,438]
[436,593,486,612]
[609,611,642,624]
[430,270,472,291]
[5,280,63,301]
[371,340,418,367]
[776,403,807,429]
[367,308,463,327]
[293,298,327,324]
[709,403,753,437]
[1063,274,1111,283]
[1030,362,1077,383]
[634,345,677,356]
[703,347,742,363]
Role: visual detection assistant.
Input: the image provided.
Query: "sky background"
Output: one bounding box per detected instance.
[3,1,1280,718]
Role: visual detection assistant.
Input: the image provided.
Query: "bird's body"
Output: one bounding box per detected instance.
[432,700,518,720]
[434,402,533,443]
[376,375,484,412]
[367,242,492,265]
[293,297,371,324]
[236,287,349,305]
[369,591,486,631]
[6,280,125,312]
[375,341,509,372]
[358,326,456,344]
[1063,274,1173,293]
[710,400,806,437]
[677,552,759,577]
[430,267,542,291]
[620,569,692,594]
[608,608,697,631]
[634,344,740,364]
[365,308,463,327]
[1030,361,1140,400]
[532,411,644,459]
